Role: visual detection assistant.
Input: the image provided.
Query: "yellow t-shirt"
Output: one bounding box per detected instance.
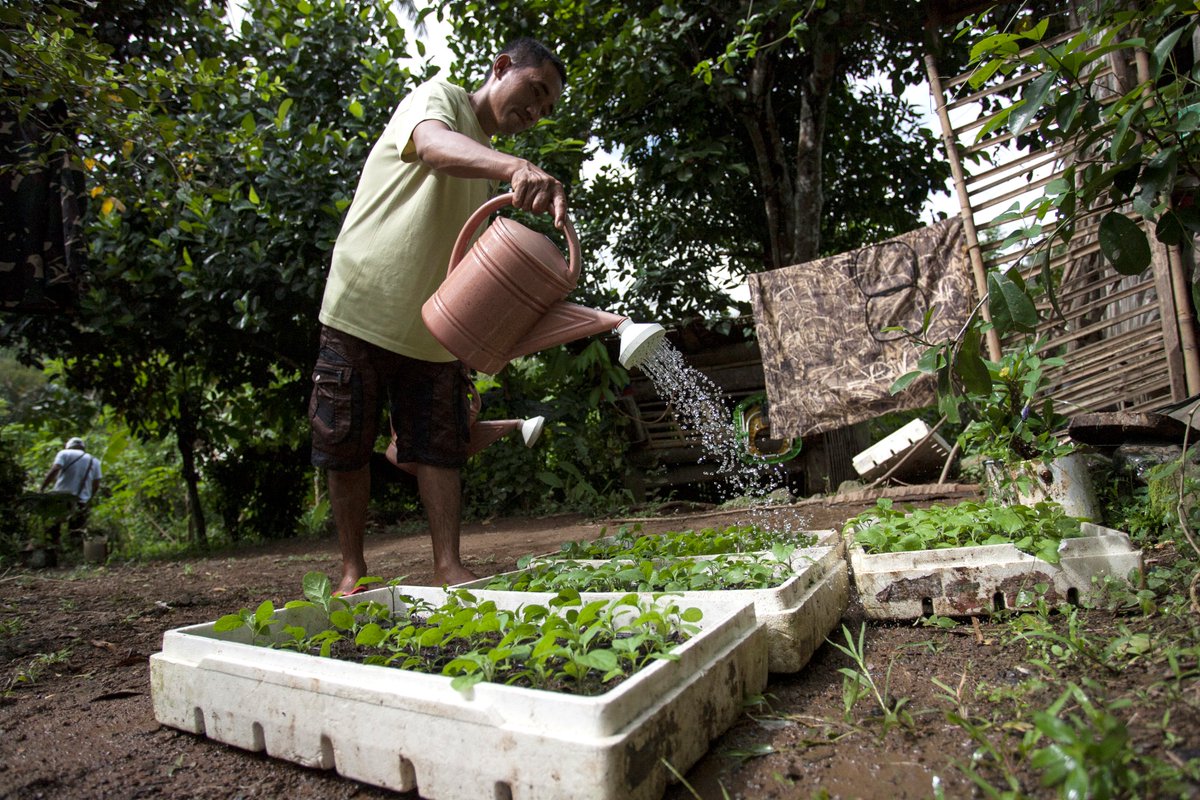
[319,79,491,360]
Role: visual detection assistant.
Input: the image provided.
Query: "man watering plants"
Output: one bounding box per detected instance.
[310,37,568,595]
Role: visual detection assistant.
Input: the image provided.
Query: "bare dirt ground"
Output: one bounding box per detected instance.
[0,486,1195,799]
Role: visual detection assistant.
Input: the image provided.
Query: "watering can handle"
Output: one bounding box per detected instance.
[446,192,581,283]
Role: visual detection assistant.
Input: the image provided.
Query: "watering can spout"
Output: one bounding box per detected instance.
[615,319,666,369]
[508,307,667,370]
[508,303,626,361]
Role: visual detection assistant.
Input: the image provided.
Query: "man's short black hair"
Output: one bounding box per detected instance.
[500,37,566,84]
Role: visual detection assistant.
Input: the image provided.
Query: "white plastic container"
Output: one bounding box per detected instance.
[852,418,951,481]
[986,453,1102,521]
[461,544,848,674]
[846,522,1143,619]
[150,586,767,800]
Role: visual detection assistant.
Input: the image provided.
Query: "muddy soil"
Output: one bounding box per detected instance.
[0,485,1195,799]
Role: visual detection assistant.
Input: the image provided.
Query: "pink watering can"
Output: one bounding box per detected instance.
[421,194,665,374]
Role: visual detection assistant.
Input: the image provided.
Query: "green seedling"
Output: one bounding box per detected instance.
[489,552,795,593]
[827,623,912,735]
[224,578,704,697]
[931,672,1025,799]
[1029,682,1138,799]
[3,648,72,696]
[847,497,1082,564]
[555,523,818,560]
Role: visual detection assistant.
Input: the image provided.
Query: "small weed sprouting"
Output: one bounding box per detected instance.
[2,648,72,697]
[212,572,704,697]
[931,671,1026,799]
[1028,682,1138,799]
[1003,601,1115,676]
[828,623,912,735]
[916,614,958,630]
[0,614,23,638]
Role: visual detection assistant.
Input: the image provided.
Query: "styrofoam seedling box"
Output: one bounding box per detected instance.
[459,545,848,674]
[846,522,1144,619]
[150,585,768,800]
[528,528,841,565]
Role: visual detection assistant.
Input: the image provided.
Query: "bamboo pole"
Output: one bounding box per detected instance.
[923,51,1002,361]
[1134,47,1200,396]
[1166,242,1200,394]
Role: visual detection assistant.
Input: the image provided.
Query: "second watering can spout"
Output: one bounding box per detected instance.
[422,194,665,374]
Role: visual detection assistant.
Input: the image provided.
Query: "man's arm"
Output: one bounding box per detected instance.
[40,465,60,492]
[410,120,567,229]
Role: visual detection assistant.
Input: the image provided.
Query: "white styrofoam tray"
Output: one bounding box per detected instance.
[150,585,767,800]
[846,522,1144,619]
[460,544,848,674]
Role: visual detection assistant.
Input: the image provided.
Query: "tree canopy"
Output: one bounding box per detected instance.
[442,0,954,320]
[2,0,960,538]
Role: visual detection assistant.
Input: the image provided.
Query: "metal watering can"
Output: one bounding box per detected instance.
[421,194,665,374]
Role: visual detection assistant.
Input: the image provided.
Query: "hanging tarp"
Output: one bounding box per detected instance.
[749,217,972,438]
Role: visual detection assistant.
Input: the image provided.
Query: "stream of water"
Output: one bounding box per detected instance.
[637,339,809,535]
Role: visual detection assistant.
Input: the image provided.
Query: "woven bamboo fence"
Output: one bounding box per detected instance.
[925,20,1199,414]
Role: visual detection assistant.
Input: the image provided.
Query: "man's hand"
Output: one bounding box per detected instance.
[511,161,567,230]
[411,121,569,228]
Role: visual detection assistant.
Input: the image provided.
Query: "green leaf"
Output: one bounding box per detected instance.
[577,648,620,672]
[329,609,356,630]
[954,328,992,396]
[1109,106,1138,162]
[450,672,484,692]
[1150,27,1185,79]
[1155,209,1186,246]
[987,271,1038,334]
[890,369,923,395]
[275,97,293,128]
[303,571,331,604]
[355,623,386,646]
[1008,72,1055,137]
[348,99,364,119]
[213,613,245,632]
[254,600,274,626]
[1178,102,1200,132]
[1098,212,1151,275]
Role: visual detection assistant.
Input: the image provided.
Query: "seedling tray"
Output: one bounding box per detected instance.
[525,528,842,564]
[150,586,767,800]
[460,544,848,674]
[846,523,1143,619]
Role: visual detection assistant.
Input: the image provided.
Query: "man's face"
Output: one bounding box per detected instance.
[494,59,563,136]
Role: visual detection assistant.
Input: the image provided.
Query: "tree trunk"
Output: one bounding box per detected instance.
[792,32,839,265]
[738,19,843,269]
[176,393,208,548]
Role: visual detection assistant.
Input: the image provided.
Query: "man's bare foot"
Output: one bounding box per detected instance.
[433,564,478,586]
[335,570,365,596]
